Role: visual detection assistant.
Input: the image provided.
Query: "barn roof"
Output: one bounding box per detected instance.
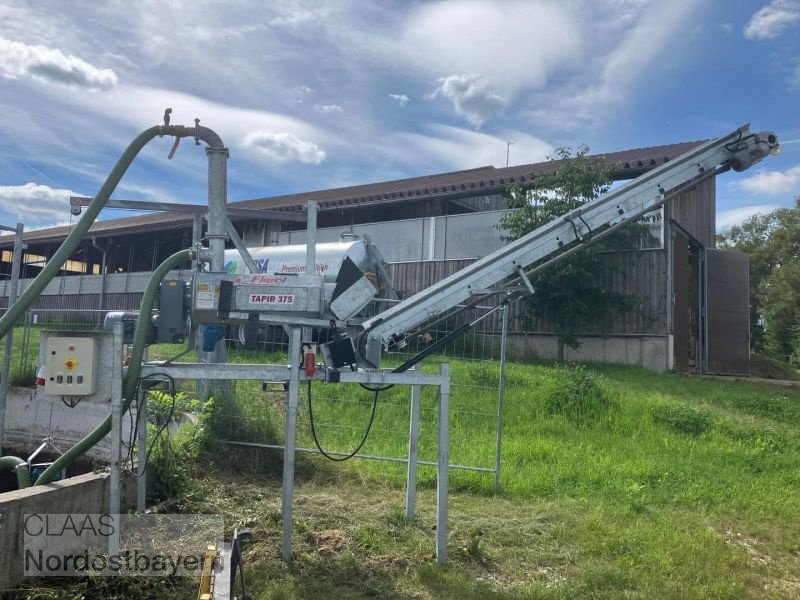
[1,139,705,246]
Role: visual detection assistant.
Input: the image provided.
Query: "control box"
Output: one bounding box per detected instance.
[42,336,99,396]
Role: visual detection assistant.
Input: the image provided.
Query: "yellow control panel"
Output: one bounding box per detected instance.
[43,336,99,396]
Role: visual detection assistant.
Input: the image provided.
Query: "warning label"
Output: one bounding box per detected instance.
[249,294,295,305]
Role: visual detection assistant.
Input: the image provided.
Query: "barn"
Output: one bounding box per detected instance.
[0,140,750,374]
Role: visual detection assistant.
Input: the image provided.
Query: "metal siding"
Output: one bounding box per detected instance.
[705,249,750,375]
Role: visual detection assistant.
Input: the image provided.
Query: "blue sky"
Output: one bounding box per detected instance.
[0,0,798,232]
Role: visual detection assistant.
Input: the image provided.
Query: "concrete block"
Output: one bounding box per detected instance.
[0,472,136,591]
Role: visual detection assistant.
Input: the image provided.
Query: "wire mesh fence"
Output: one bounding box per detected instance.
[205,299,509,488]
[2,299,510,489]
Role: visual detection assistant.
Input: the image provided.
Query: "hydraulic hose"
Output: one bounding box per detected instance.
[0,455,31,489]
[0,126,161,338]
[34,248,193,485]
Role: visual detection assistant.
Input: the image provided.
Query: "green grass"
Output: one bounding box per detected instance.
[9,355,800,598]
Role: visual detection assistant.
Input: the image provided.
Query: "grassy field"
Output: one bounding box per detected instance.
[9,353,800,599]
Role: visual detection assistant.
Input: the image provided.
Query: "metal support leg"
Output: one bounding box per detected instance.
[0,223,23,453]
[136,390,147,511]
[405,380,421,520]
[281,328,301,563]
[495,304,508,489]
[109,323,124,557]
[436,363,450,565]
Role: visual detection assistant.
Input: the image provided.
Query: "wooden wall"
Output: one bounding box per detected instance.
[666,173,716,247]
[386,251,668,336]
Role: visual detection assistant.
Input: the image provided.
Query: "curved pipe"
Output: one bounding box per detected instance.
[0,118,227,486]
[34,248,194,485]
[0,121,227,339]
[0,126,160,338]
[0,455,31,489]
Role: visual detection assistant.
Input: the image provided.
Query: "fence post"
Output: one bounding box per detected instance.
[405,377,421,520]
[495,303,509,489]
[436,362,450,565]
[282,327,301,563]
[0,223,23,453]
[109,322,124,557]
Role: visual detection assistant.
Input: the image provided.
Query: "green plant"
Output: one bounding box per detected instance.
[498,146,639,360]
[543,363,613,426]
[650,404,712,436]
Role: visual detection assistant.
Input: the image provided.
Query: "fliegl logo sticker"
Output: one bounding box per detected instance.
[224,260,238,274]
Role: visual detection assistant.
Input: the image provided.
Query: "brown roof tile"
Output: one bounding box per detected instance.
[1,139,705,246]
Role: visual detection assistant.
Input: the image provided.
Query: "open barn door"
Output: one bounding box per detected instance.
[703,249,750,375]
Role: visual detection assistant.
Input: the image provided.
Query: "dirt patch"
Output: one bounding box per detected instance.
[751,355,800,382]
[311,529,351,556]
[723,529,772,566]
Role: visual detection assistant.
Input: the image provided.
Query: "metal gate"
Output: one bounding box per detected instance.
[704,249,750,375]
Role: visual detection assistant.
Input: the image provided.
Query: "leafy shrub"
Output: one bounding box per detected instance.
[650,404,712,436]
[544,364,613,426]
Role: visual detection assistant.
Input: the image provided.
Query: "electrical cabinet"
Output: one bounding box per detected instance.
[42,336,99,396]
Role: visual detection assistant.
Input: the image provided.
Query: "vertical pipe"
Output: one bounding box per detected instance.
[305,200,317,277]
[405,379,421,519]
[494,304,508,489]
[205,144,229,369]
[0,223,23,453]
[303,201,318,341]
[436,362,450,565]
[205,146,228,273]
[191,214,203,272]
[109,322,124,557]
[282,328,301,563]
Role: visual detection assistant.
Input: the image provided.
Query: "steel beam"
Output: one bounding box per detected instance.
[69,196,306,222]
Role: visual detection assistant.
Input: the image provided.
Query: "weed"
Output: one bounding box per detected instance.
[543,363,614,426]
[650,404,712,436]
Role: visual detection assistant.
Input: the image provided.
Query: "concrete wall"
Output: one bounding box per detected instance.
[0,472,136,591]
[505,333,671,371]
[3,386,134,462]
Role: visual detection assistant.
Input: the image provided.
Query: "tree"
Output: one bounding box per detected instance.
[498,146,638,360]
[718,198,800,364]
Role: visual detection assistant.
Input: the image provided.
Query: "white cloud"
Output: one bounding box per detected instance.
[389,93,410,106]
[242,131,326,164]
[0,37,117,89]
[732,165,800,195]
[401,1,581,91]
[744,0,800,39]
[431,74,506,127]
[0,183,79,226]
[315,104,343,113]
[524,0,699,132]
[717,204,782,230]
[391,124,552,172]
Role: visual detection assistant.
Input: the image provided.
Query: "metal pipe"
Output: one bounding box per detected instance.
[0,455,30,489]
[0,223,22,453]
[436,362,450,565]
[282,328,301,563]
[91,237,107,326]
[494,304,508,489]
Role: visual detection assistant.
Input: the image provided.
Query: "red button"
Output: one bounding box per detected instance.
[68,344,75,351]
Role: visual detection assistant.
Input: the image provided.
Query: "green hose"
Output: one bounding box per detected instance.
[33,248,193,486]
[0,125,165,487]
[0,455,31,489]
[0,126,161,339]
